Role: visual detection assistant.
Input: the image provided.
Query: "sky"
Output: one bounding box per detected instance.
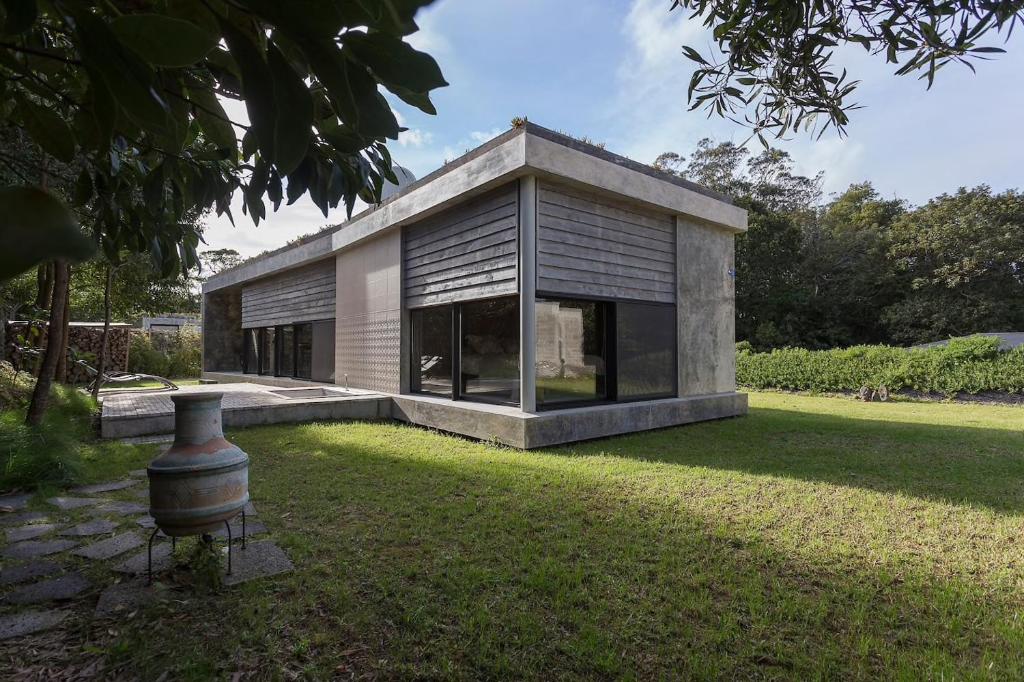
[204,0,1024,257]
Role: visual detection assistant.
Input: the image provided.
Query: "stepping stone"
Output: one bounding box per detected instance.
[0,511,50,526]
[128,469,147,478]
[59,519,120,537]
[113,543,173,576]
[94,579,159,618]
[3,539,77,559]
[135,515,156,530]
[211,519,268,540]
[90,501,148,516]
[70,479,140,495]
[5,572,89,605]
[47,496,108,510]
[244,501,257,517]
[223,541,293,586]
[6,523,59,543]
[130,487,149,499]
[0,609,67,641]
[0,560,62,586]
[71,532,143,560]
[0,493,32,511]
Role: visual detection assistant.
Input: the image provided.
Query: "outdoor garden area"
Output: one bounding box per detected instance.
[1,386,1023,679]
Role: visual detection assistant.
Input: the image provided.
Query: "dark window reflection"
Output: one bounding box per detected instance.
[617,302,676,398]
[243,328,259,374]
[411,305,453,397]
[277,325,294,376]
[261,327,275,376]
[296,324,312,379]
[536,299,607,405]
[461,297,519,404]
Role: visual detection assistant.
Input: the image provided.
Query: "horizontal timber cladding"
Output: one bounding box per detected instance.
[537,182,676,303]
[403,182,519,308]
[241,259,336,328]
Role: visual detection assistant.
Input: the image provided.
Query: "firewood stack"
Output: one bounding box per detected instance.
[4,321,131,384]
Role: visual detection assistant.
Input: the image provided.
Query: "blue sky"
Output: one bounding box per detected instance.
[205,0,1024,257]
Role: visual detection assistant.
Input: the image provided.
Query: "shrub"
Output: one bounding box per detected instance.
[736,336,1024,397]
[0,361,35,411]
[128,327,201,378]
[0,383,95,490]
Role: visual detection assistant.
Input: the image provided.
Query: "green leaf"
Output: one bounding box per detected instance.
[110,13,217,67]
[17,97,76,162]
[72,9,172,134]
[73,169,93,207]
[187,83,236,150]
[0,187,95,280]
[267,44,313,175]
[2,0,36,34]
[218,16,277,164]
[343,31,447,94]
[306,40,400,139]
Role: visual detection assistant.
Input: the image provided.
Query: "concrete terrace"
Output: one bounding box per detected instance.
[101,381,747,448]
[100,383,389,439]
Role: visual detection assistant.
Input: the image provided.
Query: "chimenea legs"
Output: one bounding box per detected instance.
[146,510,248,585]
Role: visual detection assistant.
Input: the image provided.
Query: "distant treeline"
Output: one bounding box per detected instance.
[655,141,1024,350]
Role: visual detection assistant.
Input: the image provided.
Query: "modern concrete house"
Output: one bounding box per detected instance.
[201,123,748,448]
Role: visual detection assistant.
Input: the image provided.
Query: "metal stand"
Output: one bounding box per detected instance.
[146,510,247,585]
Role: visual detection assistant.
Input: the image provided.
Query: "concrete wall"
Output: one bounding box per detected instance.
[202,287,243,372]
[241,259,335,328]
[403,182,519,308]
[676,218,736,396]
[336,230,401,393]
[536,182,676,303]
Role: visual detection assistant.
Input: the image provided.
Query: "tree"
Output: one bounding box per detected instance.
[1,1,446,424]
[882,186,1024,344]
[673,0,1023,140]
[201,248,243,276]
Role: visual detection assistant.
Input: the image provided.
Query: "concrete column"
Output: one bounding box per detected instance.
[676,217,736,396]
[519,176,538,412]
[201,287,243,372]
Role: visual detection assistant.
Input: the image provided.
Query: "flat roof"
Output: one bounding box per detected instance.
[204,123,747,293]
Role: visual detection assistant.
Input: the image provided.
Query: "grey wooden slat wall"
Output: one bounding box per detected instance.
[403,182,518,308]
[241,259,336,328]
[537,182,676,303]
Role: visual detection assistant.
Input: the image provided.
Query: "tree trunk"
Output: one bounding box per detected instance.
[91,265,114,400]
[54,265,71,383]
[25,260,69,426]
[35,263,54,310]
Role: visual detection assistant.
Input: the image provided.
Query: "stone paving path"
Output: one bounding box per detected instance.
[0,472,293,643]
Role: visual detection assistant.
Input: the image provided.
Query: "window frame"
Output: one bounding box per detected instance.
[408,295,521,407]
[533,292,677,410]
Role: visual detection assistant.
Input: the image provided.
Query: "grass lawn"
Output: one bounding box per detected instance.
[10,392,1024,679]
[99,377,202,390]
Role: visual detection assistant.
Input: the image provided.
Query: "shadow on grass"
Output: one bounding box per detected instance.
[77,419,1024,680]
[556,405,1024,515]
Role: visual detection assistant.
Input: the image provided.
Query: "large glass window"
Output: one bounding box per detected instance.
[277,325,294,376]
[460,297,520,404]
[411,305,453,397]
[535,299,608,405]
[295,323,313,379]
[617,302,676,399]
[243,328,259,374]
[260,327,275,375]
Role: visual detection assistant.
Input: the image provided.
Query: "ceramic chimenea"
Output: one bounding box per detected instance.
[147,393,249,537]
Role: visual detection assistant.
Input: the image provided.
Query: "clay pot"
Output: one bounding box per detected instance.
[148,393,249,537]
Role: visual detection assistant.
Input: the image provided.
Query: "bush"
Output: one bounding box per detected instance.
[0,383,95,490]
[736,336,1024,397]
[128,326,201,378]
[0,360,35,411]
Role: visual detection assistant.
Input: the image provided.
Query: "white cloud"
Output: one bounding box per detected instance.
[398,128,434,147]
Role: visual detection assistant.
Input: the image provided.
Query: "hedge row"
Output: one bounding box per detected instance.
[736,336,1024,396]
